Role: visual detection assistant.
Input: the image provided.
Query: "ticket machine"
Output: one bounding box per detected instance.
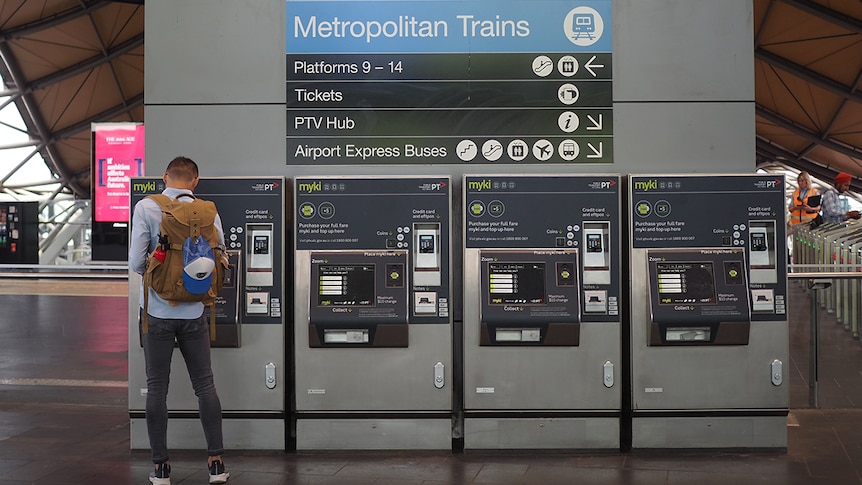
[0,202,39,264]
[628,174,788,449]
[128,177,286,449]
[294,176,452,450]
[463,175,621,449]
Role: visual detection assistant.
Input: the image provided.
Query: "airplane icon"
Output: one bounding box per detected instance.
[532,140,553,160]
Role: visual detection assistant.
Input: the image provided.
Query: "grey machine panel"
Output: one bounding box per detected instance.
[628,174,788,450]
[463,175,621,450]
[294,176,452,450]
[128,177,286,450]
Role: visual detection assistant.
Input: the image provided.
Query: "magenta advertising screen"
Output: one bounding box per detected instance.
[92,123,145,222]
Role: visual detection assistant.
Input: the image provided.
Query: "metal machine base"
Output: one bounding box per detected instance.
[296,418,451,450]
[465,417,619,450]
[631,414,787,449]
[131,418,285,450]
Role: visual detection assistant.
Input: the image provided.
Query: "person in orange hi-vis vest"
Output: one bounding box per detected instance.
[788,171,821,225]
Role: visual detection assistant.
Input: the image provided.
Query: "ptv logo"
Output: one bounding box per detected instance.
[754,179,782,189]
[419,181,448,191]
[587,179,617,190]
[252,181,281,192]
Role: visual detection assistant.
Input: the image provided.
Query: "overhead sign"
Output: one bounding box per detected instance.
[286,0,613,165]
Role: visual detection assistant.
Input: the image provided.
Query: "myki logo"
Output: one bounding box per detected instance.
[132,180,157,193]
[298,181,322,193]
[252,181,280,192]
[634,179,658,192]
[468,179,492,191]
[588,179,617,190]
[419,181,447,191]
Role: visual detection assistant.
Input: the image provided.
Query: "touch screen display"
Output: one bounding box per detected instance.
[253,235,269,254]
[318,264,375,306]
[656,261,716,305]
[488,262,545,305]
[586,233,602,252]
[419,234,435,253]
[750,232,767,251]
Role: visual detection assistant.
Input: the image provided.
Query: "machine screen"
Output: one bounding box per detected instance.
[317,264,375,307]
[488,262,545,305]
[587,233,602,252]
[419,234,435,253]
[750,232,767,251]
[656,261,716,305]
[253,235,269,254]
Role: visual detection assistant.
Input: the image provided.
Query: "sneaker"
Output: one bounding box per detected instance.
[208,459,230,484]
[149,462,171,485]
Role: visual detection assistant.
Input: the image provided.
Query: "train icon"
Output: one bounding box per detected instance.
[572,14,595,40]
[565,7,604,47]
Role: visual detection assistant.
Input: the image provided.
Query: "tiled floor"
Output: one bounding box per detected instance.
[1,282,862,484]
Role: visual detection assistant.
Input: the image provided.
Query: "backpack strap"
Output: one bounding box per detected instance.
[140,194,187,334]
[208,302,216,341]
[140,195,172,335]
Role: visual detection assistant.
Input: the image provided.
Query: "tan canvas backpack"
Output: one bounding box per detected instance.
[142,194,228,340]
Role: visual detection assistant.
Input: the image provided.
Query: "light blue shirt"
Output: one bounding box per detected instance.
[820,187,850,224]
[129,187,226,319]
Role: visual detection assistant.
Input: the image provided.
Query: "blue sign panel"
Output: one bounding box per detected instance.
[287,0,613,165]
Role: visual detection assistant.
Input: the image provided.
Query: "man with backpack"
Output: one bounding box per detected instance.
[129,156,230,484]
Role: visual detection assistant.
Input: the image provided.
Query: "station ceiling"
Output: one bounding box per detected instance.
[0,0,860,199]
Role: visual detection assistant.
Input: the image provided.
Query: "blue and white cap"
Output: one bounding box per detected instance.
[183,256,214,294]
[182,236,215,295]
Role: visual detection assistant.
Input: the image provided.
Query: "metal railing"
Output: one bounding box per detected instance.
[789,271,862,408]
[0,263,127,279]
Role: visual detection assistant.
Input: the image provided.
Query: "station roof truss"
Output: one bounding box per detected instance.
[755,0,862,192]
[0,0,860,198]
[0,0,143,200]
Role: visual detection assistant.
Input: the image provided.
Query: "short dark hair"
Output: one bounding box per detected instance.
[165,156,198,182]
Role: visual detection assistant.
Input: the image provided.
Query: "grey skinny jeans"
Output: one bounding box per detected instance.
[141,312,224,464]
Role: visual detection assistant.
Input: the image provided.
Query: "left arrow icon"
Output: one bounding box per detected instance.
[584,55,604,77]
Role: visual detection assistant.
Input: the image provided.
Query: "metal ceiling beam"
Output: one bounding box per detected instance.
[86,10,129,114]
[0,0,108,43]
[0,43,78,196]
[755,136,862,192]
[780,0,862,34]
[755,48,862,104]
[26,33,143,92]
[757,136,822,171]
[754,0,777,47]
[51,92,143,141]
[756,105,862,161]
[0,139,38,150]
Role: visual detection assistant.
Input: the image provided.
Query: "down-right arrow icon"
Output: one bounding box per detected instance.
[587,114,603,131]
[587,142,603,159]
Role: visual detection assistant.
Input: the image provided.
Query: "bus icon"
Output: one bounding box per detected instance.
[572,14,594,40]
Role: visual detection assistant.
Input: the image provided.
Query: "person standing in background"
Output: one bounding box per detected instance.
[788,171,820,225]
[821,172,861,224]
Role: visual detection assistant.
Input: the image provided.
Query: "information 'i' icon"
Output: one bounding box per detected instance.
[558,112,579,133]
